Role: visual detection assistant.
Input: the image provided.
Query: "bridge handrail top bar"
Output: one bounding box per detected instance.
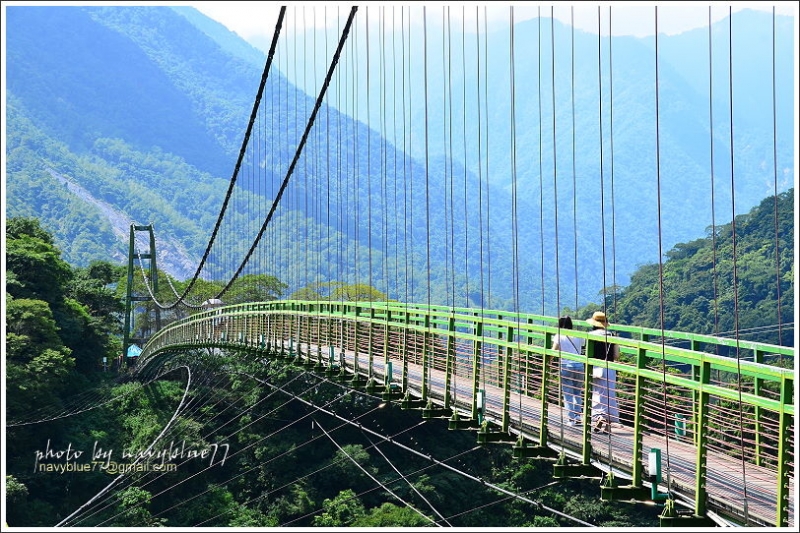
[161,301,795,362]
[276,300,794,357]
[235,300,794,358]
[146,302,794,383]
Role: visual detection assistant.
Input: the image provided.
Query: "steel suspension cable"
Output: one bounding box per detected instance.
[380,6,389,303]
[7,373,172,427]
[366,6,373,305]
[551,7,561,324]
[537,8,546,315]
[608,8,619,316]
[461,6,469,312]
[550,7,566,435]
[68,370,242,526]
[445,6,454,312]
[595,6,615,464]
[423,7,433,393]
[336,7,343,298]
[770,6,784,350]
[183,372,430,527]
[480,6,489,404]
[444,6,458,409]
[100,373,352,526]
[259,53,265,283]
[454,6,469,409]
[508,6,523,428]
[401,7,412,393]
[151,9,286,309]
[281,33,290,295]
[281,445,480,527]
[314,418,440,526]
[653,5,676,501]
[55,366,193,527]
[269,40,278,289]
[484,8,491,310]
[423,7,432,312]
[726,6,751,520]
[391,6,400,303]
[219,7,358,296]
[405,7,414,306]
[291,21,299,290]
[571,7,578,313]
[324,6,332,297]
[362,431,453,526]
[263,368,595,527]
[303,6,310,297]
[708,7,721,353]
[352,16,359,294]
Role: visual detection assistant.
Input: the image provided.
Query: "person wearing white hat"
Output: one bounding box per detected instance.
[586,311,620,433]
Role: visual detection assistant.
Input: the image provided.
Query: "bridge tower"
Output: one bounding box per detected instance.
[122,224,161,369]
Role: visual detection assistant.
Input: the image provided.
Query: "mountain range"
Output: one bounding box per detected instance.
[3,5,794,313]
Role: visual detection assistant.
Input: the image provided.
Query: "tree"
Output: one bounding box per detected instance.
[6,217,55,244]
[353,502,431,527]
[312,489,366,527]
[6,218,73,305]
[224,273,287,303]
[331,283,390,302]
[70,260,126,325]
[112,487,167,527]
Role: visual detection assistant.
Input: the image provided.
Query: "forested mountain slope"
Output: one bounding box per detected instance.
[4,6,794,313]
[577,188,794,347]
[5,218,661,528]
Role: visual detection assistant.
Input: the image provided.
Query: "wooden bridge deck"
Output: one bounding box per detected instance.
[277,339,794,528]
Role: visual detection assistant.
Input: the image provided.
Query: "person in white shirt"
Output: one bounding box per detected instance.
[552,316,585,426]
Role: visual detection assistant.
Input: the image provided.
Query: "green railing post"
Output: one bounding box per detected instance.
[540,331,553,444]
[472,317,483,421]
[581,339,596,463]
[753,348,764,467]
[501,325,513,434]
[776,374,793,527]
[526,317,535,395]
[402,309,410,392]
[368,307,376,381]
[694,359,711,518]
[631,347,648,486]
[316,313,323,365]
[291,304,297,351]
[444,316,456,409]
[421,313,431,401]
[327,306,334,365]
[297,313,305,359]
[353,305,361,376]
[383,308,391,388]
[690,340,701,446]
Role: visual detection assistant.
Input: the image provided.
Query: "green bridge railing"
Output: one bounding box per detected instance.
[137,300,795,527]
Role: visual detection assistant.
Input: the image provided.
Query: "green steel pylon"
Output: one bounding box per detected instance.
[123,224,160,370]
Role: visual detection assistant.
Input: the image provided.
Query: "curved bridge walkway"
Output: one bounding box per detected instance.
[136,301,795,528]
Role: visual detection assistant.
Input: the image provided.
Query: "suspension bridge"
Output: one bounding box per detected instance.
[41,4,798,528]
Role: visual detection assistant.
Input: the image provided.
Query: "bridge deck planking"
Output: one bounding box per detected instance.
[139,311,794,528]
[272,336,793,527]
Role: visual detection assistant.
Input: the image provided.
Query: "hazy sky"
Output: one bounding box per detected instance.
[190,1,799,51]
